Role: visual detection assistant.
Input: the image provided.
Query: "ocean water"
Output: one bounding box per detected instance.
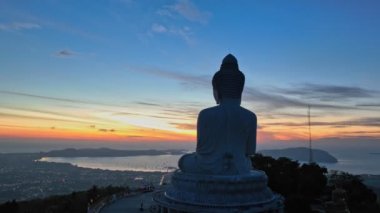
[4,138,380,174]
[38,154,182,173]
[319,151,380,175]
[38,152,380,175]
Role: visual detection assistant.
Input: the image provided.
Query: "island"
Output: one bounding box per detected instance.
[259,147,338,163]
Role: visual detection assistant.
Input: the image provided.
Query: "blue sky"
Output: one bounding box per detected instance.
[0,0,379,144]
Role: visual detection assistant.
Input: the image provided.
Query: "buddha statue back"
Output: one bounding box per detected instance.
[153,54,284,213]
[178,54,257,175]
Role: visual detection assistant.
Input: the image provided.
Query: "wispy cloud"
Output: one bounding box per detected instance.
[170,122,196,130]
[133,66,209,87]
[131,66,358,111]
[0,112,95,125]
[356,103,380,107]
[55,49,76,57]
[150,23,194,44]
[161,108,199,120]
[98,128,116,132]
[135,101,162,106]
[151,23,167,33]
[0,22,41,31]
[0,105,112,126]
[112,111,181,120]
[244,87,357,111]
[151,0,210,44]
[264,117,380,127]
[275,83,377,101]
[0,124,50,130]
[336,130,380,135]
[169,26,193,44]
[1,106,81,120]
[158,0,211,24]
[0,90,126,108]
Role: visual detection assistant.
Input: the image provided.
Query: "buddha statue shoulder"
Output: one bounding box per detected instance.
[178,54,257,175]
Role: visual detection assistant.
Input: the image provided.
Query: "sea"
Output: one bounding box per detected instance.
[2,139,380,175]
[38,150,380,175]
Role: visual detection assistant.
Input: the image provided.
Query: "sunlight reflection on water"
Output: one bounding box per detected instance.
[38,153,380,174]
[38,154,182,172]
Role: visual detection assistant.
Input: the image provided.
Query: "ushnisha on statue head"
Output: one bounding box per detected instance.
[212,54,245,104]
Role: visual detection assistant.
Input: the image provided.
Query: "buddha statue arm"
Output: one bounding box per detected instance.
[196,110,206,153]
[196,109,218,155]
[246,114,257,156]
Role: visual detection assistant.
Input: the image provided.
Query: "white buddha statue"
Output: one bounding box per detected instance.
[179,54,257,175]
[154,55,283,212]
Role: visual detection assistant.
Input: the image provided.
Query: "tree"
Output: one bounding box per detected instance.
[297,163,327,199]
[0,200,18,213]
[329,172,380,213]
[251,154,328,213]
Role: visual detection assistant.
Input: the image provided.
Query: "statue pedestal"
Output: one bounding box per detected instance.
[153,170,283,213]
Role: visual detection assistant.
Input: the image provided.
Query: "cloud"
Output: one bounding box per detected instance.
[0,90,126,108]
[0,124,53,130]
[151,1,209,44]
[151,23,167,33]
[113,111,180,120]
[244,87,356,111]
[55,49,75,57]
[98,128,116,132]
[150,23,194,44]
[162,0,211,24]
[264,117,380,127]
[134,66,209,87]
[356,103,380,107]
[0,112,95,125]
[338,130,380,134]
[269,112,320,118]
[170,122,196,130]
[169,26,193,44]
[275,83,377,101]
[244,87,306,109]
[0,22,41,31]
[135,101,162,106]
[1,106,78,119]
[161,108,199,120]
[131,66,357,111]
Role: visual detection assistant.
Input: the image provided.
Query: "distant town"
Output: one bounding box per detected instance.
[0,149,175,203]
[1,148,380,210]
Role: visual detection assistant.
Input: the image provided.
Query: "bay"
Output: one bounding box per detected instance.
[38,153,380,175]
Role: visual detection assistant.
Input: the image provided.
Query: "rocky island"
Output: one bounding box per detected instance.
[259,147,338,163]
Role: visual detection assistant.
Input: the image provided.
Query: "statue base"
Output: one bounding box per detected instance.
[153,170,283,213]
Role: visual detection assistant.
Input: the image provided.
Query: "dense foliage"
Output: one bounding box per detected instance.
[0,185,129,213]
[328,171,380,213]
[252,154,328,212]
[251,154,380,213]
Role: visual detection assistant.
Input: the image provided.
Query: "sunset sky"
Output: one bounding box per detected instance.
[1,0,379,147]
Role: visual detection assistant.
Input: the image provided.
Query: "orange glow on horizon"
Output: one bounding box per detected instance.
[1,103,379,144]
[0,125,196,142]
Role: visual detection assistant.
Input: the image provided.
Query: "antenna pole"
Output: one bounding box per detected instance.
[308,105,313,164]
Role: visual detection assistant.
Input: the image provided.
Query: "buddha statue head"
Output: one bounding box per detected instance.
[212,54,245,104]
